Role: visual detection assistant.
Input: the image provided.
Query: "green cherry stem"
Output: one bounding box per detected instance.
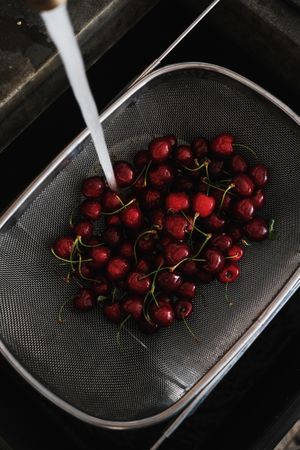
[77,237,104,248]
[116,314,131,347]
[219,183,235,213]
[225,282,233,307]
[102,198,136,215]
[233,143,258,158]
[58,298,72,324]
[182,316,200,342]
[142,160,152,188]
[181,159,208,172]
[51,248,92,265]
[193,233,212,259]
[133,229,157,264]
[181,211,208,238]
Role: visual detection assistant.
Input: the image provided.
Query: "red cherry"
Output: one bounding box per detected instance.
[166,192,190,212]
[138,319,159,334]
[127,272,151,295]
[122,296,143,320]
[134,149,150,169]
[53,236,74,259]
[191,137,209,159]
[244,217,268,241]
[140,188,162,209]
[120,203,143,229]
[229,154,247,173]
[102,190,123,211]
[151,303,175,327]
[150,208,165,230]
[205,213,225,231]
[217,263,240,283]
[154,254,166,268]
[156,294,172,305]
[233,198,255,222]
[149,137,172,163]
[74,262,93,280]
[157,270,183,293]
[106,257,130,280]
[202,248,225,273]
[148,163,175,190]
[164,243,191,266]
[193,193,215,218]
[178,281,196,299]
[160,234,174,248]
[164,134,177,148]
[227,245,244,262]
[135,258,152,274]
[175,299,193,320]
[102,226,122,248]
[119,241,134,259]
[211,233,233,252]
[232,174,254,197]
[208,159,225,180]
[103,302,123,323]
[248,164,268,187]
[226,224,243,242]
[73,288,95,311]
[114,161,136,188]
[211,133,234,156]
[251,189,265,209]
[181,260,199,277]
[174,145,193,165]
[105,214,121,227]
[197,269,214,283]
[80,199,102,221]
[89,246,111,268]
[137,233,157,253]
[165,214,190,241]
[211,190,232,211]
[175,176,195,192]
[92,275,110,296]
[81,176,106,198]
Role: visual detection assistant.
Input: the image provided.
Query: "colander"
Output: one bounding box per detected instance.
[0,63,299,430]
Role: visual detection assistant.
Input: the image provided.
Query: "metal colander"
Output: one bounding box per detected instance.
[0,63,299,429]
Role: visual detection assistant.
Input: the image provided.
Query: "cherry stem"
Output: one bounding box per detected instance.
[233,143,258,158]
[133,229,157,264]
[51,248,92,265]
[69,213,75,229]
[142,160,152,188]
[63,270,72,284]
[102,198,136,215]
[116,314,131,347]
[201,177,235,195]
[150,263,163,307]
[225,254,239,259]
[112,288,117,303]
[58,298,72,324]
[193,233,212,259]
[122,163,147,191]
[268,218,277,240]
[219,183,235,213]
[241,239,251,247]
[143,291,153,323]
[181,159,208,173]
[183,316,200,342]
[181,211,208,238]
[96,295,108,303]
[225,282,233,307]
[77,237,103,248]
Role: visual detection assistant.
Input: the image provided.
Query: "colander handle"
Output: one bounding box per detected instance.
[131,0,222,86]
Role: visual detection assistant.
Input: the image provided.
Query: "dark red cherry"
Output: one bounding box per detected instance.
[151,303,175,327]
[149,137,172,163]
[127,272,151,295]
[134,149,150,169]
[156,294,172,305]
[105,213,121,227]
[175,299,193,320]
[197,269,214,283]
[227,245,244,262]
[135,258,152,274]
[191,136,209,159]
[208,159,225,180]
[211,233,233,252]
[157,270,183,293]
[164,134,177,148]
[181,259,199,277]
[92,275,110,296]
[211,133,234,156]
[74,262,93,280]
[164,243,191,266]
[202,248,225,273]
[81,176,106,198]
[251,189,265,209]
[106,257,130,280]
[165,214,190,241]
[233,198,255,222]
[226,224,243,242]
[193,193,215,218]
[114,161,136,188]
[205,213,225,231]
[73,288,95,311]
[232,174,254,197]
[248,164,268,187]
[140,188,162,209]
[178,281,196,299]
[119,241,134,259]
[122,296,143,320]
[175,176,195,192]
[151,208,165,230]
[102,226,122,247]
[166,192,190,213]
[174,145,193,165]
[211,190,232,211]
[244,217,268,241]
[217,263,240,283]
[229,154,247,173]
[53,236,74,259]
[89,246,111,268]
[120,203,143,229]
[102,190,123,212]
[137,233,157,253]
[103,302,123,323]
[80,199,102,221]
[148,163,175,190]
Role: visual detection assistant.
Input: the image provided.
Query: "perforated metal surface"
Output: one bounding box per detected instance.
[0,64,299,428]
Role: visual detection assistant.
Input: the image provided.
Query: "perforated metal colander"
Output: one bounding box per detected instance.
[0,63,299,429]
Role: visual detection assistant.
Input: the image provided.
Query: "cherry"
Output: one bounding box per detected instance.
[193,193,215,218]
[233,198,255,222]
[226,224,243,242]
[138,319,159,334]
[208,159,225,180]
[102,190,123,212]
[73,288,95,311]
[120,203,143,229]
[149,136,172,163]
[165,192,190,212]
[229,154,247,173]
[211,190,232,211]
[151,303,175,327]
[157,270,183,293]
[244,217,268,241]
[154,254,166,268]
[119,241,134,259]
[181,259,199,277]
[106,257,130,280]
[160,234,174,248]
[134,149,150,169]
[165,214,190,241]
[102,226,122,248]
[178,281,196,299]
[74,262,93,279]
[164,242,191,266]
[164,134,177,148]
[211,233,233,252]
[140,188,162,209]
[122,296,143,320]
[217,263,240,283]
[205,213,225,231]
[202,248,225,273]
[211,133,234,156]
[103,302,123,323]
[232,174,254,197]
[156,294,172,305]
[151,208,165,230]
[197,269,214,283]
[175,176,195,192]
[114,161,136,188]
[191,136,209,159]
[89,246,111,268]
[86,236,102,246]
[175,299,193,320]
[81,176,106,198]
[105,214,121,226]
[249,164,268,187]
[53,236,74,259]
[148,163,174,190]
[174,145,193,165]
[227,244,244,262]
[251,189,265,209]
[135,258,152,274]
[92,275,110,296]
[137,233,157,253]
[80,199,102,221]
[127,271,151,295]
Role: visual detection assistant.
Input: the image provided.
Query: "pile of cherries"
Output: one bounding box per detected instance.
[52,133,272,337]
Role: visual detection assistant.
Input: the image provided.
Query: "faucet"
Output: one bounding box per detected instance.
[24,0,66,11]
